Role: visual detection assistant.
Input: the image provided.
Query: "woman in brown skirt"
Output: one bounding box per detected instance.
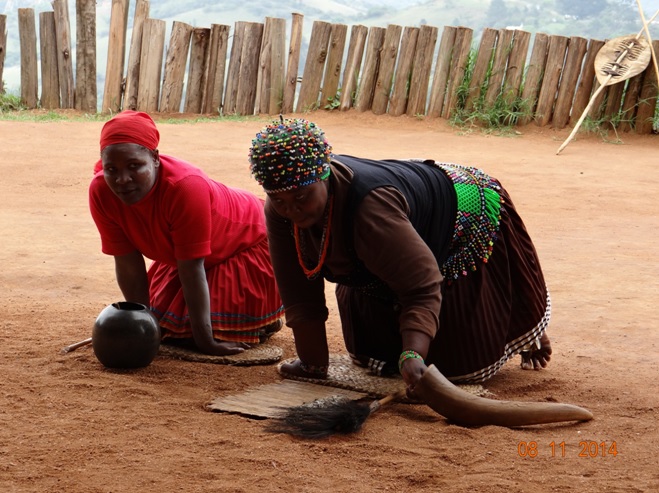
[248,118,552,394]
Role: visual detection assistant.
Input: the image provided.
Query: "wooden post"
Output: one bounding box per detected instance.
[484,29,514,108]
[407,24,439,117]
[18,8,38,109]
[586,81,608,121]
[184,27,211,113]
[234,22,264,116]
[618,71,645,132]
[136,18,165,112]
[371,24,402,115]
[353,26,385,112]
[52,0,74,108]
[502,29,531,106]
[319,23,348,111]
[389,26,419,116]
[518,32,549,125]
[603,80,625,122]
[535,35,569,126]
[39,12,60,109]
[124,0,149,111]
[0,15,7,94]
[462,27,497,113]
[441,26,472,119]
[635,40,659,134]
[296,20,332,112]
[201,24,230,114]
[570,39,604,125]
[200,24,229,114]
[338,24,368,111]
[101,0,129,113]
[224,21,247,115]
[281,13,303,114]
[552,36,588,129]
[160,21,193,113]
[75,0,97,112]
[256,17,287,115]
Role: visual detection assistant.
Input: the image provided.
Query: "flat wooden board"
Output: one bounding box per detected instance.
[207,380,367,418]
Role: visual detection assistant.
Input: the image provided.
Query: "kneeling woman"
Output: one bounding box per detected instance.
[248,118,551,392]
[90,111,283,356]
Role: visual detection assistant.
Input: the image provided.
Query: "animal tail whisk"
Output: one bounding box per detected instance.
[266,390,406,438]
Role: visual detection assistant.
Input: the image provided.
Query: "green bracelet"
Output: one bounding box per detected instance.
[398,350,424,373]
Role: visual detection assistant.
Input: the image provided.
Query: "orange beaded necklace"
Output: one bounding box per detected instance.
[293,194,334,279]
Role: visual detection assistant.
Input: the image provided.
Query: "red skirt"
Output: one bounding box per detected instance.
[149,238,284,344]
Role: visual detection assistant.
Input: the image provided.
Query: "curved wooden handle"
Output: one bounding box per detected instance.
[415,364,593,427]
[60,337,93,354]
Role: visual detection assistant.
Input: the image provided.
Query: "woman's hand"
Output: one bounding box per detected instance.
[400,331,432,398]
[207,340,251,356]
[400,357,427,398]
[177,258,229,355]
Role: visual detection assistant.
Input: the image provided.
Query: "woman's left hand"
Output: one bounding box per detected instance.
[400,358,427,398]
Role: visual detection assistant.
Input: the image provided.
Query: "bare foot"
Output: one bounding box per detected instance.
[281,358,328,379]
[520,331,552,370]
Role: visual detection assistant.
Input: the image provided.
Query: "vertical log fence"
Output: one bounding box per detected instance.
[38,12,59,109]
[3,5,658,134]
[0,15,6,94]
[338,24,367,112]
[17,8,38,109]
[75,0,97,112]
[52,0,74,108]
[124,0,149,111]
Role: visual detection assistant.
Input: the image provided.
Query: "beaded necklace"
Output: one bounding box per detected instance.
[293,194,334,279]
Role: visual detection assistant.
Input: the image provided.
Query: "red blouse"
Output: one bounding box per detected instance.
[89,155,267,267]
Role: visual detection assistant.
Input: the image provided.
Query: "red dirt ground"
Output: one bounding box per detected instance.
[1,111,657,492]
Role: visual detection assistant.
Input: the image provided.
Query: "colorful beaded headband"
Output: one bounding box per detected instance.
[249,117,332,193]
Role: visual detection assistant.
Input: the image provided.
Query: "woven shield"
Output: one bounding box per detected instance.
[594,34,652,86]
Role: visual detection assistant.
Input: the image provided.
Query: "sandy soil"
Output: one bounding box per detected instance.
[1,111,657,493]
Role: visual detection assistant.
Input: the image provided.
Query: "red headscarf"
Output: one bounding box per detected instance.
[100,110,160,151]
[94,110,160,173]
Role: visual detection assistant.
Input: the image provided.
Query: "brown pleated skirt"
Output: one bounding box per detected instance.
[335,185,550,383]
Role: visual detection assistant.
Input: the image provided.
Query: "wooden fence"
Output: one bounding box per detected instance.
[2,2,658,133]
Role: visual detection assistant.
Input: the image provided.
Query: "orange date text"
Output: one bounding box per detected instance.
[517,441,618,458]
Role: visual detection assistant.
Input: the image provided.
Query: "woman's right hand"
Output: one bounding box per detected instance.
[401,357,427,398]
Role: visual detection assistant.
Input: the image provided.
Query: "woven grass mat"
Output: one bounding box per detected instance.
[277,354,488,398]
[158,341,282,365]
[207,380,367,418]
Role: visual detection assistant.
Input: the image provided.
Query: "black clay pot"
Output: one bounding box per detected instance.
[92,301,161,369]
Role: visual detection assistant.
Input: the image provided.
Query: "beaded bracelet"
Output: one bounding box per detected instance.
[398,350,424,373]
[299,360,329,377]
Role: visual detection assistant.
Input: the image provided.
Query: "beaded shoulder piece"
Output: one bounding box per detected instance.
[437,163,503,282]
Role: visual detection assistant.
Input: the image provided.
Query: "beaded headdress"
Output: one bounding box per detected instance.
[249,117,332,193]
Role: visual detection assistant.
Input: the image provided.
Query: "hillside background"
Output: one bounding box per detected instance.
[1,0,658,99]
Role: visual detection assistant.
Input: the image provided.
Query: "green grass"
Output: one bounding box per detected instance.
[158,114,268,124]
[0,93,27,113]
[0,97,272,124]
[1,80,656,136]
[446,47,532,136]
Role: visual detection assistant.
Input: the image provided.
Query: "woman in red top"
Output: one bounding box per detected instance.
[90,111,283,356]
